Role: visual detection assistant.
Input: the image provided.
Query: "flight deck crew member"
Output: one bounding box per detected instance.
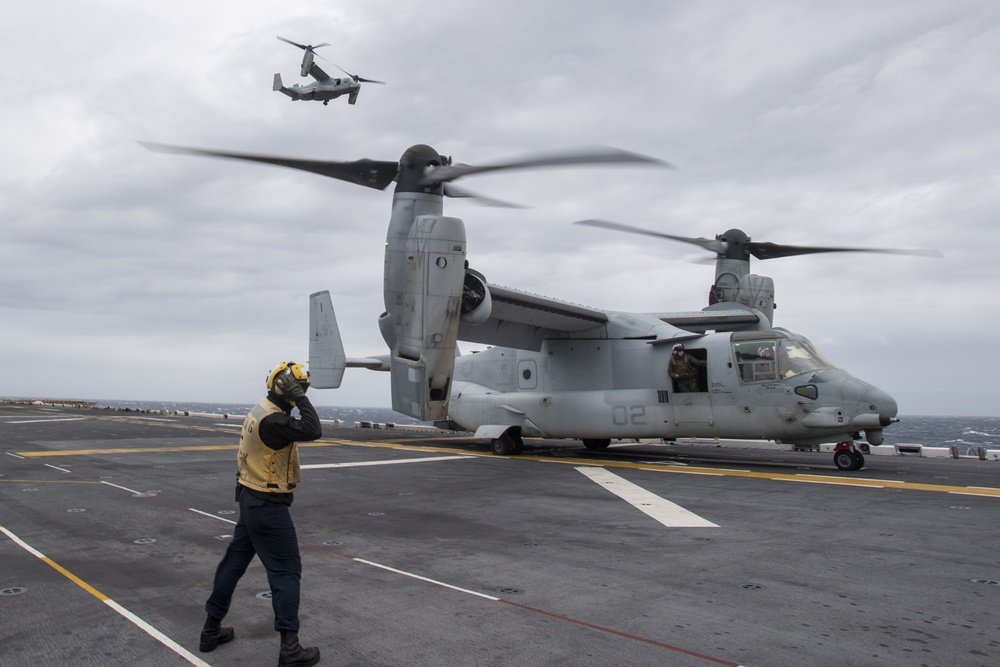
[200,361,323,667]
[668,343,706,393]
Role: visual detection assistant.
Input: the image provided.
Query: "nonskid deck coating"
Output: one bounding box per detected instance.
[1,404,998,666]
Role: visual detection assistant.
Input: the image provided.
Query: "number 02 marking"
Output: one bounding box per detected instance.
[612,405,647,426]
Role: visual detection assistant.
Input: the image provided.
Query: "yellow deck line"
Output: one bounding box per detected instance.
[14,439,343,457]
[351,439,1000,498]
[0,524,210,666]
[13,436,1000,498]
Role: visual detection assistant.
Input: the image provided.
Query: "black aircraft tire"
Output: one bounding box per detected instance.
[582,439,612,450]
[852,452,866,471]
[491,438,512,455]
[834,450,857,471]
[491,431,522,456]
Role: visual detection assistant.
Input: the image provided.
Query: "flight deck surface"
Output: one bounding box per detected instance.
[1,404,998,666]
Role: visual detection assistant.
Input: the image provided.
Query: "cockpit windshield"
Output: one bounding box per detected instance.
[732,333,836,383]
[778,338,834,378]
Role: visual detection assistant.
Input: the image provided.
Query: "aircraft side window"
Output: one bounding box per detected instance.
[733,342,778,383]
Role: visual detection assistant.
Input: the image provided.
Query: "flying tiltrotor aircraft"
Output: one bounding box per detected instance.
[272,36,384,105]
[142,142,939,471]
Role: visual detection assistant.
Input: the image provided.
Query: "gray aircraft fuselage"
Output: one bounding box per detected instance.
[282,79,359,102]
[447,322,897,447]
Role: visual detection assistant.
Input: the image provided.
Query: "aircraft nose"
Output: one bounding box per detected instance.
[833,371,899,426]
[860,384,898,419]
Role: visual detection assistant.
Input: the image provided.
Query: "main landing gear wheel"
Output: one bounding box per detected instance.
[582,439,611,450]
[490,430,523,455]
[834,446,865,471]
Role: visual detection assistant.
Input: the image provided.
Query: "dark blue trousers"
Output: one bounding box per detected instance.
[205,490,302,631]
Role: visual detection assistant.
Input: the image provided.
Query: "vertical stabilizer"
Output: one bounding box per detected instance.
[309,290,346,388]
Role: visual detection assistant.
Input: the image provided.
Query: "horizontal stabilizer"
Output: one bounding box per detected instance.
[273,73,296,98]
[309,291,346,388]
[347,355,390,371]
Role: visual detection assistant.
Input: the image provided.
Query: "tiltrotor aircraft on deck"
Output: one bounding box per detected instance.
[272,36,384,105]
[143,142,939,471]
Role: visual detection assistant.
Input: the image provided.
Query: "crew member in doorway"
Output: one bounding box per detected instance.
[668,343,706,392]
[200,361,323,667]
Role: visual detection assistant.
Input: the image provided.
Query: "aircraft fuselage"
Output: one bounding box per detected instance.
[288,79,359,101]
[447,325,898,447]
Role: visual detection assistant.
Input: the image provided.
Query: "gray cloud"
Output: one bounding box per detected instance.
[2,0,997,415]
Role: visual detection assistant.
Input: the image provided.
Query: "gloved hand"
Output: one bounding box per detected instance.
[273,371,307,405]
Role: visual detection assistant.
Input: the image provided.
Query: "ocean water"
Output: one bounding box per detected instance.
[879,414,1000,451]
[93,400,428,426]
[91,400,1000,451]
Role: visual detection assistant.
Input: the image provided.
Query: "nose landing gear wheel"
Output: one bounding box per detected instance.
[834,447,864,471]
[490,430,524,455]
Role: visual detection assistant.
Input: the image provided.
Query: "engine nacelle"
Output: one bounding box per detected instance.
[736,274,774,325]
[711,272,775,326]
[460,269,492,326]
[300,51,314,77]
[388,214,466,420]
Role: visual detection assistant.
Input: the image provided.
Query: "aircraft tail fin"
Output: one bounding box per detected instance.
[308,290,346,388]
[273,73,296,98]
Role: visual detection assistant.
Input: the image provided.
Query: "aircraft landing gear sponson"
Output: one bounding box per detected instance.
[491,428,524,455]
[833,442,865,471]
[582,439,612,450]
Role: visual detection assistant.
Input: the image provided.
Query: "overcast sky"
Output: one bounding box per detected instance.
[2,0,998,417]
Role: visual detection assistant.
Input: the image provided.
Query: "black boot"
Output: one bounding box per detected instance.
[278,630,320,667]
[199,614,235,652]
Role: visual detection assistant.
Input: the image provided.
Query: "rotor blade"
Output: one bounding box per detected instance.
[277,36,307,50]
[138,142,398,191]
[277,36,329,51]
[421,146,675,186]
[747,241,943,260]
[333,64,381,82]
[574,219,727,254]
[443,183,527,208]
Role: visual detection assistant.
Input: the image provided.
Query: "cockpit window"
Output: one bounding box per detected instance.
[778,339,834,378]
[733,336,835,383]
[733,341,778,382]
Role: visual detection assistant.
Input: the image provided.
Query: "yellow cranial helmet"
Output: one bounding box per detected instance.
[266,361,311,392]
